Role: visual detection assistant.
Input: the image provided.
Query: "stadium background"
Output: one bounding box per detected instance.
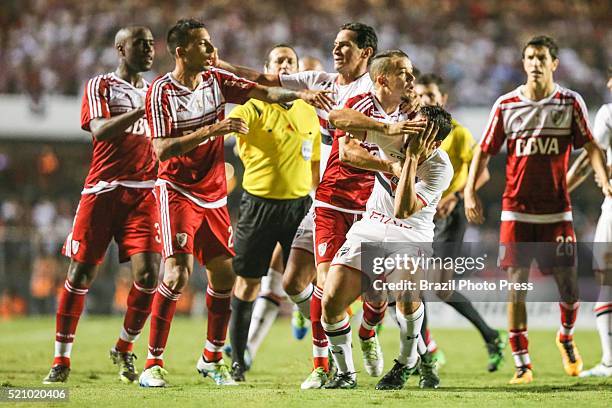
[0,0,610,327]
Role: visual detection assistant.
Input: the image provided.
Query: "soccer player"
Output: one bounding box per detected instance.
[464,36,612,384]
[414,73,508,372]
[43,26,161,384]
[139,18,331,388]
[226,44,321,381]
[320,50,453,389]
[567,66,612,377]
[215,23,413,388]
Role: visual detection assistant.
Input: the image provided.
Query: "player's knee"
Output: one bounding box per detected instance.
[321,290,342,321]
[282,271,300,295]
[234,276,260,301]
[135,270,158,289]
[67,261,97,287]
[164,264,190,291]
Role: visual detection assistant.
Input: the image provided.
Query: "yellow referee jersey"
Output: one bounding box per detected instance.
[229,99,321,200]
[440,119,476,198]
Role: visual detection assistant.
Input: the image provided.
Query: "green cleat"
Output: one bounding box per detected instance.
[431,349,446,367]
[196,356,237,386]
[300,367,328,389]
[139,365,168,387]
[322,372,357,389]
[109,348,138,384]
[360,335,384,377]
[42,365,70,384]
[291,310,308,340]
[486,330,508,372]
[419,353,440,389]
[375,359,419,390]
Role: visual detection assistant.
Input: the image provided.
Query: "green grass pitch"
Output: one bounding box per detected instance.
[1,316,610,407]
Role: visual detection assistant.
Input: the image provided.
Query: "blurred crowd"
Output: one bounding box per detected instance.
[1,0,611,108]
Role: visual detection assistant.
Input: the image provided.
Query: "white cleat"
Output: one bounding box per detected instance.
[360,335,384,377]
[139,365,168,387]
[196,356,237,386]
[300,367,328,389]
[579,363,612,377]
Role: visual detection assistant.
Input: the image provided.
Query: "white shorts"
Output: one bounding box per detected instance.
[331,218,431,272]
[593,208,612,271]
[291,205,315,254]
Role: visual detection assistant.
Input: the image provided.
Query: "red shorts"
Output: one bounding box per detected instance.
[63,187,162,265]
[155,184,235,265]
[498,221,576,269]
[313,206,361,266]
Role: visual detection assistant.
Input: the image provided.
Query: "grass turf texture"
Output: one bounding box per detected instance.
[0,316,610,407]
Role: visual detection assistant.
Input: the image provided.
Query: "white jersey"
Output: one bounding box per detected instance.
[280,71,373,177]
[594,103,612,212]
[364,144,453,241]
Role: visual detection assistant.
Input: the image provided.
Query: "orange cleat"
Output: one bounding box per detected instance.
[509,366,533,385]
[556,333,583,376]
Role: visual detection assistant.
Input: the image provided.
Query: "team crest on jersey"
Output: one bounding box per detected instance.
[551,109,566,126]
[318,243,328,257]
[336,244,350,258]
[71,240,80,256]
[176,233,188,248]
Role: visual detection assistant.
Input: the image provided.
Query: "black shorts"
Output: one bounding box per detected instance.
[233,191,312,278]
[433,198,467,258]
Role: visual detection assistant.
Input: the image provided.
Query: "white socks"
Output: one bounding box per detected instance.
[396,302,425,368]
[322,314,355,376]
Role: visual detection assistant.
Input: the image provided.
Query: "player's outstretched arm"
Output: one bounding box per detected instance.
[329,108,426,136]
[153,118,249,162]
[394,122,438,219]
[214,57,280,87]
[89,107,145,141]
[584,141,612,197]
[338,136,401,177]
[464,146,490,224]
[246,85,334,111]
[566,150,592,193]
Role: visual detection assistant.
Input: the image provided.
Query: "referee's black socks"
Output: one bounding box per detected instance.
[230,296,254,366]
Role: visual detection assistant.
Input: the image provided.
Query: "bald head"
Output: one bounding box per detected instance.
[115,26,151,48]
[300,56,324,72]
[114,26,154,73]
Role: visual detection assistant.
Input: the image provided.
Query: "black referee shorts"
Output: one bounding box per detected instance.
[233,191,312,279]
[433,198,467,258]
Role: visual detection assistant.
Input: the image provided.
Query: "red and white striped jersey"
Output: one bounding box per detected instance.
[80,73,156,194]
[481,84,593,222]
[315,92,398,213]
[280,71,373,178]
[146,68,256,207]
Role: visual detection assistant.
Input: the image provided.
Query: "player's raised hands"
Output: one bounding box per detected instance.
[209,117,249,136]
[298,89,335,111]
[385,118,427,137]
[464,190,485,224]
[406,121,438,158]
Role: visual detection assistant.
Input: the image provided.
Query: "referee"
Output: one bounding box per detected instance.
[415,73,507,372]
[228,44,321,381]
